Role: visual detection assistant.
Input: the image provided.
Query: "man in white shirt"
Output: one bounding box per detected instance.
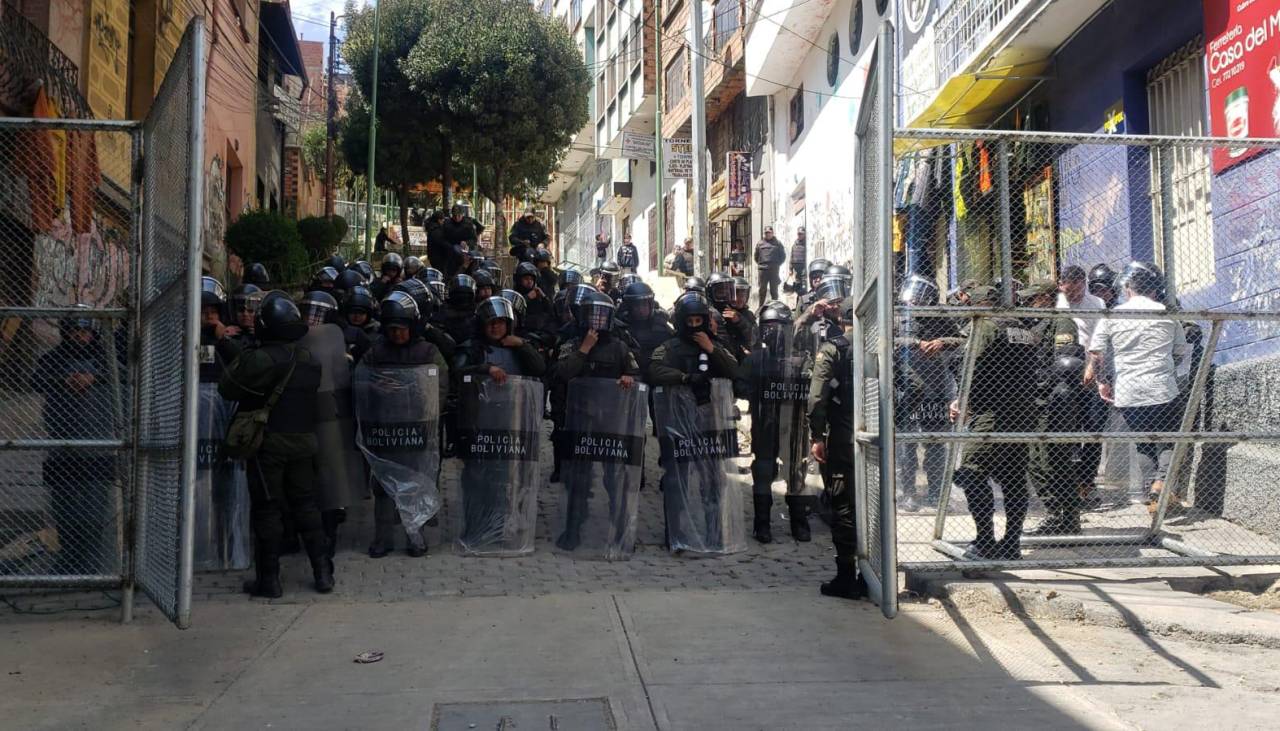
[1085,261,1189,513]
[1057,265,1107,508]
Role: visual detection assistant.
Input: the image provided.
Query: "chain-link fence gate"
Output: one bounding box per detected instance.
[854,20,1280,600]
[0,20,204,629]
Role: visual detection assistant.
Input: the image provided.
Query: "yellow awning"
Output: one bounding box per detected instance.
[895,56,1051,155]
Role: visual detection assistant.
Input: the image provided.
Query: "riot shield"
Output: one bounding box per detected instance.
[455,374,544,556]
[193,383,250,571]
[300,323,364,510]
[353,363,442,533]
[654,379,747,554]
[763,356,816,498]
[556,377,648,559]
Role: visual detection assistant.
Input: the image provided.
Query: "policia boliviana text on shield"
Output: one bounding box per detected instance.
[194,245,891,601]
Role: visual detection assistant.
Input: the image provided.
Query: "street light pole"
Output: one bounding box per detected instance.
[363,0,382,259]
[654,0,664,273]
[689,0,709,275]
[325,11,337,218]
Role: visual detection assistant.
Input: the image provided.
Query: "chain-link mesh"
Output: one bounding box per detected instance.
[888,127,1280,570]
[134,22,200,623]
[0,116,135,586]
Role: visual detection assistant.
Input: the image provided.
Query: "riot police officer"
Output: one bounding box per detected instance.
[310,266,340,293]
[403,255,424,279]
[594,261,622,299]
[244,262,272,288]
[533,248,560,295]
[219,293,333,597]
[795,267,849,358]
[472,268,497,302]
[393,278,456,360]
[548,290,640,489]
[796,258,831,310]
[735,302,811,543]
[360,292,450,557]
[1023,281,1087,535]
[339,285,378,363]
[440,274,480,345]
[807,300,866,599]
[617,281,673,381]
[513,261,556,340]
[948,285,1043,560]
[371,253,404,299]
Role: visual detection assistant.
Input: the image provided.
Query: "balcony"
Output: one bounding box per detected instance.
[0,3,90,118]
[661,0,746,139]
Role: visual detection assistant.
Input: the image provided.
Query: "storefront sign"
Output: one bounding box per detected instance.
[726,151,751,208]
[622,131,655,160]
[1203,0,1280,172]
[663,138,693,178]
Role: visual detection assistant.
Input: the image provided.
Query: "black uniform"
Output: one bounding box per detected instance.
[507,218,548,261]
[807,331,867,599]
[441,216,479,253]
[1028,318,1086,534]
[617,243,640,272]
[219,339,330,595]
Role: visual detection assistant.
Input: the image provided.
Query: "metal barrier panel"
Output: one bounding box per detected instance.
[851,22,897,618]
[134,20,204,628]
[886,122,1280,574]
[0,116,137,591]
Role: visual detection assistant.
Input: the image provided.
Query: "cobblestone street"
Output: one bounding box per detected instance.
[195,417,838,604]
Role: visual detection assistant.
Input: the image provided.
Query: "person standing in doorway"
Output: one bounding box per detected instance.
[789,226,808,296]
[754,226,786,308]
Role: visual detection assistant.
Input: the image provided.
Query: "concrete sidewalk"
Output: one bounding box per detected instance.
[7,587,1280,729]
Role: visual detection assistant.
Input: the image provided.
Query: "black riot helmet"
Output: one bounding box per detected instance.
[514,262,540,293]
[471,268,495,294]
[683,276,706,294]
[244,262,272,287]
[899,274,940,307]
[394,278,436,321]
[596,260,621,284]
[256,290,308,342]
[351,260,375,284]
[403,255,423,277]
[673,291,712,338]
[617,272,641,292]
[707,272,735,306]
[498,289,527,326]
[379,291,420,329]
[732,276,751,308]
[621,281,656,321]
[1088,263,1117,296]
[807,258,832,284]
[574,289,616,332]
[334,268,364,297]
[420,267,447,301]
[477,296,518,334]
[816,271,851,302]
[380,252,403,277]
[448,274,477,307]
[482,260,503,289]
[1120,260,1166,300]
[312,266,340,291]
[300,290,340,326]
[201,276,227,309]
[230,283,264,315]
[326,254,346,272]
[559,269,584,289]
[344,286,377,317]
[553,288,572,323]
[758,301,794,353]
[531,248,552,265]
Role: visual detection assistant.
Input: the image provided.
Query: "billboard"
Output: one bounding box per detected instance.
[726,151,751,208]
[1204,0,1280,172]
[663,138,693,179]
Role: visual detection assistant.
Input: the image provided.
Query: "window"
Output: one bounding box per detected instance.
[1147,38,1215,294]
[789,86,805,143]
[826,33,840,87]
[711,0,740,50]
[665,50,687,112]
[849,0,864,57]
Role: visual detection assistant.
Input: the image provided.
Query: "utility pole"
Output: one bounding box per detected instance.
[654,0,665,273]
[689,0,709,275]
[324,11,337,218]
[363,0,382,259]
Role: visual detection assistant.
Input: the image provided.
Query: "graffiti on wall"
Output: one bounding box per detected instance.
[203,154,228,276]
[806,187,858,266]
[30,209,130,347]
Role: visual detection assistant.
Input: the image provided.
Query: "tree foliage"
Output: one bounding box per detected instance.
[224,210,309,285]
[298,215,342,260]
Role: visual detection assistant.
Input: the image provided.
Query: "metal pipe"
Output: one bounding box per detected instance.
[654,0,665,275]
[690,0,709,275]
[1016,533,1150,548]
[1157,536,1218,558]
[894,126,1280,149]
[894,306,1280,321]
[1150,320,1224,534]
[1158,144,1178,304]
[895,431,1278,443]
[363,0,382,260]
[996,138,1013,307]
[875,18,898,620]
[175,18,208,631]
[0,118,141,131]
[122,123,145,626]
[0,307,128,317]
[0,439,127,449]
[904,553,1280,573]
[0,576,124,589]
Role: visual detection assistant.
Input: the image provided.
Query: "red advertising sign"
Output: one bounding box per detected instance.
[726,151,751,208]
[1204,0,1280,173]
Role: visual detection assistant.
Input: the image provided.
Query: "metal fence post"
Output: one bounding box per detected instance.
[997,138,1014,306]
[875,19,898,618]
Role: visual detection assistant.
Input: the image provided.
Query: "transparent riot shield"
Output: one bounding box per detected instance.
[455,375,544,556]
[301,323,365,510]
[353,363,442,533]
[765,357,817,499]
[556,377,648,559]
[654,379,748,554]
[193,383,250,571]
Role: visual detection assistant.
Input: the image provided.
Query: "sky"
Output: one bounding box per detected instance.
[288,0,359,59]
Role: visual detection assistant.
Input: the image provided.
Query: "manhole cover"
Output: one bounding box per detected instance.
[431,698,616,730]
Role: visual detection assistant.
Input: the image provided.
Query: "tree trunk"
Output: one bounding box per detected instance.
[441,138,453,211]
[398,183,410,250]
[492,167,506,253]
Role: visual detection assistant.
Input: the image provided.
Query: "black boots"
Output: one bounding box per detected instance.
[243,547,283,599]
[785,496,811,542]
[308,544,335,594]
[752,495,773,544]
[820,558,868,600]
[321,509,345,560]
[406,530,429,558]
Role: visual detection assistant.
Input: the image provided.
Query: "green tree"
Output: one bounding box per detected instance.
[298,215,341,261]
[341,0,449,240]
[224,210,309,286]
[402,0,589,238]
